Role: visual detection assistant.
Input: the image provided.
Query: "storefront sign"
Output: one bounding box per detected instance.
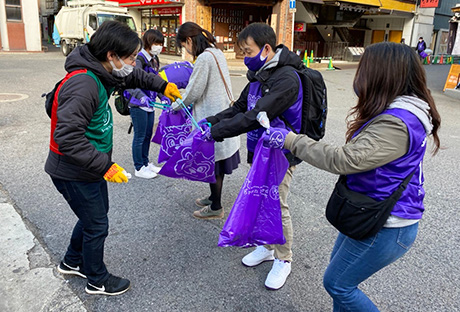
[420,0,439,8]
[443,64,460,91]
[153,7,181,15]
[294,22,306,32]
[118,0,182,7]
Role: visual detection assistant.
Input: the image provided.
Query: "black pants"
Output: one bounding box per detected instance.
[52,178,110,286]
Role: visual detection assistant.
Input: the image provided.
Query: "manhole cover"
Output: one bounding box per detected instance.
[0,93,29,102]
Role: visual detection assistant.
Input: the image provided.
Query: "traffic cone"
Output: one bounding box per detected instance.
[423,57,427,65]
[306,56,310,68]
[303,50,308,66]
[310,50,314,62]
[433,56,438,64]
[440,54,444,64]
[327,57,335,70]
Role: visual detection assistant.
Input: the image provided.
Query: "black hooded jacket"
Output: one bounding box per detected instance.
[207,45,303,165]
[45,45,168,181]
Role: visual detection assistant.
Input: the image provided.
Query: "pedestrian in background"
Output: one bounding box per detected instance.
[124,29,167,179]
[45,21,181,296]
[175,21,240,220]
[203,23,304,290]
[264,42,441,311]
[416,36,427,59]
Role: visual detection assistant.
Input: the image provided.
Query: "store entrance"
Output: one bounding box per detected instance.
[160,17,179,55]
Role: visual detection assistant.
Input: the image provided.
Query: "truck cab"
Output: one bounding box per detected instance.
[53,0,137,56]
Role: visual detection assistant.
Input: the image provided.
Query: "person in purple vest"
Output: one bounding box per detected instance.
[202,23,304,290]
[124,29,168,179]
[416,37,427,59]
[264,42,441,311]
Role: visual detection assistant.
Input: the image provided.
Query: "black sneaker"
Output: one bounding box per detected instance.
[85,274,131,296]
[57,261,87,279]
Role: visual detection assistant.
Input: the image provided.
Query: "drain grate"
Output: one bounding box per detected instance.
[0,93,29,102]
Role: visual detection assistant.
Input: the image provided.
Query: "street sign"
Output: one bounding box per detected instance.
[289,0,296,9]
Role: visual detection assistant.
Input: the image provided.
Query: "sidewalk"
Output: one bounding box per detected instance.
[0,186,87,312]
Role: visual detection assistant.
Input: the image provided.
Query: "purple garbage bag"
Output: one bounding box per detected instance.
[218,136,289,247]
[151,109,166,145]
[158,128,216,183]
[157,109,192,163]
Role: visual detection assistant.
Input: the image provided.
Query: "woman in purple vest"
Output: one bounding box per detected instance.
[263,42,441,311]
[124,29,167,179]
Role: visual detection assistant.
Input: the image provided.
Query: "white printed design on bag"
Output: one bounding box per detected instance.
[242,179,280,200]
[161,123,192,156]
[173,148,215,182]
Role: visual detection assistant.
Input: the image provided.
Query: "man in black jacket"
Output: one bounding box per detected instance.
[46,21,181,296]
[205,23,304,290]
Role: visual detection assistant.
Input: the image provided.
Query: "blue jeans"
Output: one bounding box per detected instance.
[52,178,110,286]
[130,107,154,171]
[323,223,419,312]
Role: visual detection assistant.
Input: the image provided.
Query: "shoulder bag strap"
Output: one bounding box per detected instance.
[204,50,235,106]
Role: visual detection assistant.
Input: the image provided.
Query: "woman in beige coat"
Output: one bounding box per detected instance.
[176,22,240,219]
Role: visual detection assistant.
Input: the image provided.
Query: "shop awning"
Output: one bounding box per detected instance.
[380,0,415,12]
[324,0,381,8]
[298,0,325,5]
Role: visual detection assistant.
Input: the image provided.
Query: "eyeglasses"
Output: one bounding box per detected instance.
[117,53,137,63]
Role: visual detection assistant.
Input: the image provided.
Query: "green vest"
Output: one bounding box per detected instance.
[83,71,114,153]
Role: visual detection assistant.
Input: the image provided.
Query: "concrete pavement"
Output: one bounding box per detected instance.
[0,49,458,311]
[0,185,87,312]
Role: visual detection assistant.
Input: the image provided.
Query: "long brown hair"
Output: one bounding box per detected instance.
[348,42,441,154]
[176,22,216,58]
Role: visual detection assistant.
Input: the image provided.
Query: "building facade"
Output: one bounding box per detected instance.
[118,0,294,58]
[0,0,42,51]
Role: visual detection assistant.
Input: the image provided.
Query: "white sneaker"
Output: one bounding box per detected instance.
[135,166,157,179]
[147,162,161,173]
[265,259,291,290]
[241,246,275,267]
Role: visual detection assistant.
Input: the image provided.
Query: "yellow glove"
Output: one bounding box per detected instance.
[163,83,182,102]
[104,163,129,183]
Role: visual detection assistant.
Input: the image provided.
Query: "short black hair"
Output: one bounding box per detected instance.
[238,23,276,50]
[143,29,164,48]
[87,20,141,62]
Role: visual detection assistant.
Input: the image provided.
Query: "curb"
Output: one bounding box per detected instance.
[0,186,87,312]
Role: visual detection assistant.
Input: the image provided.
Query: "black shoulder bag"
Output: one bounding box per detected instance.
[326,170,415,240]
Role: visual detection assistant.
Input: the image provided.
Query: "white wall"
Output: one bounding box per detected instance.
[0,0,9,50]
[409,7,435,47]
[24,0,42,51]
[362,16,408,46]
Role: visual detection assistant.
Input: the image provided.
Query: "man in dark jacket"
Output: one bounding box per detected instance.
[204,23,304,290]
[46,21,181,296]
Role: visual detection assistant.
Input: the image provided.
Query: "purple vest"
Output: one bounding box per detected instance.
[138,53,158,100]
[347,108,427,219]
[246,72,303,152]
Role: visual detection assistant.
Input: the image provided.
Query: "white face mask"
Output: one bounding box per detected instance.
[150,45,163,56]
[109,55,134,78]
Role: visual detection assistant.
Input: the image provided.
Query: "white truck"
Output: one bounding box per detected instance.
[53,0,137,56]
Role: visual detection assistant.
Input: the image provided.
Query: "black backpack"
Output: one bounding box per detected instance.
[280,65,327,141]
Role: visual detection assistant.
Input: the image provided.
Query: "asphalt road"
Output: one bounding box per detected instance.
[0,49,459,312]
